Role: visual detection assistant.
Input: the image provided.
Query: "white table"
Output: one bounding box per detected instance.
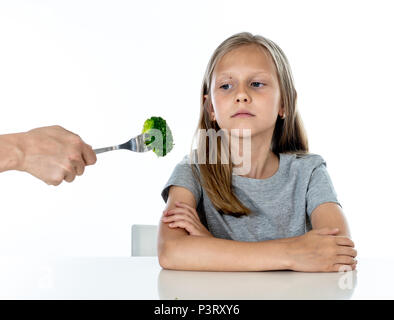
[0,256,392,299]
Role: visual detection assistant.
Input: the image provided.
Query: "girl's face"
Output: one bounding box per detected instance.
[205,44,283,138]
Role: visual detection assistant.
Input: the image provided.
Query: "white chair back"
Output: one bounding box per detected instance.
[131,224,158,256]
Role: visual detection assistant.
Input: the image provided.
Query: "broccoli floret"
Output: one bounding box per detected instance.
[142,116,174,157]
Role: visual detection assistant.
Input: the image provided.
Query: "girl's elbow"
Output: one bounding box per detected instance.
[158,253,170,269]
[158,239,175,269]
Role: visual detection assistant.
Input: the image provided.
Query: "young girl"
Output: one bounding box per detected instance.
[158,32,357,273]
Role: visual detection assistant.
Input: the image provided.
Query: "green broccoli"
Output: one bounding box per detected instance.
[142,116,174,157]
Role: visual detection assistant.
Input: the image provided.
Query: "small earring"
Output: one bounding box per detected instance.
[281,114,286,120]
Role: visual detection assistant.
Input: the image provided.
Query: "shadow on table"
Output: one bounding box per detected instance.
[157,268,357,300]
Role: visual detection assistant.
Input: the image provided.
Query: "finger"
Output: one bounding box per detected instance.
[316,227,339,236]
[166,208,198,223]
[335,236,355,247]
[162,211,199,227]
[168,220,198,235]
[49,175,64,186]
[163,213,200,230]
[335,255,356,265]
[175,202,200,219]
[70,158,85,176]
[165,208,189,217]
[82,143,97,166]
[63,164,77,183]
[162,213,187,223]
[336,247,357,257]
[64,170,76,183]
[166,208,201,226]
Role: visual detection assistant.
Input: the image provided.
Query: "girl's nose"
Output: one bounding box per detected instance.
[235,88,250,103]
[236,97,248,102]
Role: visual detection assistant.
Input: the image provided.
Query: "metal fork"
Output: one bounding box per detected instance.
[94,132,153,154]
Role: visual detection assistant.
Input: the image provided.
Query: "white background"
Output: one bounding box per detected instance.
[0,0,392,259]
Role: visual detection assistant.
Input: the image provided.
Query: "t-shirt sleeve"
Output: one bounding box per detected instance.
[161,155,202,206]
[306,160,342,218]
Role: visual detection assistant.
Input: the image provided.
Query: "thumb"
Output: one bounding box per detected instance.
[316,227,339,235]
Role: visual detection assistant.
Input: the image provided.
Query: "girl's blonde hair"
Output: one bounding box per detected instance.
[189,32,309,217]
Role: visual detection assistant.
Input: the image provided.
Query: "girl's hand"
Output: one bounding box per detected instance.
[161,201,213,237]
[287,227,358,272]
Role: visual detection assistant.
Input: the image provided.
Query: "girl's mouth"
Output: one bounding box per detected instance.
[232,113,255,118]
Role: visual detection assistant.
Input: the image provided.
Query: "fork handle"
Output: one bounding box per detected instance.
[94,145,120,154]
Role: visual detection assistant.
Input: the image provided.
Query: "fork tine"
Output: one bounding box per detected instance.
[137,132,154,152]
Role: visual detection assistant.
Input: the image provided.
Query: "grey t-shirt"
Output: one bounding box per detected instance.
[161,150,341,242]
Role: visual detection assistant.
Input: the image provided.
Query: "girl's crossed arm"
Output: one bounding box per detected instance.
[157,186,292,272]
[158,186,357,272]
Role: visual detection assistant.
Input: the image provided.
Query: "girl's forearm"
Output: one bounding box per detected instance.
[0,133,23,173]
[159,235,296,272]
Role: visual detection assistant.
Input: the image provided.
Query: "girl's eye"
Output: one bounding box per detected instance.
[219,82,265,90]
[219,83,232,90]
[251,82,265,88]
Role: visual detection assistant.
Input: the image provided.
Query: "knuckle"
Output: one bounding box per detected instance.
[182,220,190,226]
[328,238,336,247]
[52,177,63,186]
[68,153,82,162]
[328,256,336,266]
[70,134,83,145]
[176,221,185,227]
[64,164,74,173]
[328,246,337,256]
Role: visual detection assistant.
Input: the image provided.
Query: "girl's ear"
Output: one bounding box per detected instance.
[278,103,285,117]
[279,107,286,119]
[203,94,216,121]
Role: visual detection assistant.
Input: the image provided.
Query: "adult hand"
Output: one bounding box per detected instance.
[287,227,357,272]
[161,201,213,237]
[16,125,97,185]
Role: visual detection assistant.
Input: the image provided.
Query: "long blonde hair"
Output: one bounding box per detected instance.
[189,32,309,217]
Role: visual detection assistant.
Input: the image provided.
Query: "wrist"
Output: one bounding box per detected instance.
[0,132,26,172]
[276,236,298,270]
